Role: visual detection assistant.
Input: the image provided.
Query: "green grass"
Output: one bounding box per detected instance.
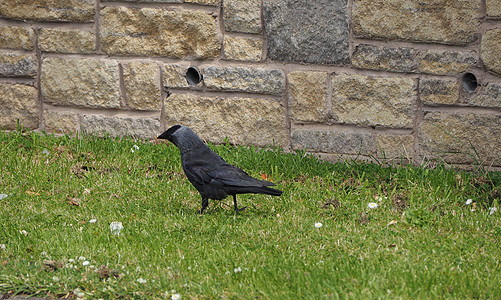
[0,129,500,299]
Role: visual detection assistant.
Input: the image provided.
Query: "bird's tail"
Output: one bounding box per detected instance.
[238,186,283,196]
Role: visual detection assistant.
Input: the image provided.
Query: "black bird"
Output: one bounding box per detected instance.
[157,125,282,213]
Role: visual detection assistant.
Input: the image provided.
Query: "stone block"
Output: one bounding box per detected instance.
[100,6,220,59]
[123,61,161,111]
[0,0,94,22]
[331,74,417,128]
[291,128,374,155]
[481,29,501,76]
[377,134,414,160]
[353,0,479,45]
[263,0,350,65]
[41,57,120,108]
[184,0,218,4]
[163,64,193,89]
[352,44,416,73]
[0,26,33,50]
[487,0,501,18]
[0,83,38,130]
[81,115,160,139]
[39,28,96,54]
[164,93,287,147]
[0,53,36,77]
[224,0,262,33]
[288,71,328,123]
[223,36,263,62]
[417,50,477,76]
[203,66,284,95]
[102,0,182,2]
[421,112,501,165]
[43,110,79,135]
[466,82,501,108]
[420,78,459,105]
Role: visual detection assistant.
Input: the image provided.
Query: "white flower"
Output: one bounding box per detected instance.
[89,219,97,223]
[489,207,497,215]
[74,288,85,298]
[68,258,75,263]
[20,230,27,235]
[234,267,242,273]
[0,194,8,200]
[314,222,323,228]
[131,145,139,153]
[78,256,86,261]
[82,261,90,266]
[137,278,147,284]
[52,276,59,282]
[171,293,181,300]
[0,244,5,250]
[368,202,378,209]
[110,222,124,235]
[465,199,473,205]
[225,271,230,275]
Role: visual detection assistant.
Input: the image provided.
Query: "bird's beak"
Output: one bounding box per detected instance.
[157,131,168,140]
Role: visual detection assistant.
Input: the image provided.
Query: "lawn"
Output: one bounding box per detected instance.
[0,129,500,299]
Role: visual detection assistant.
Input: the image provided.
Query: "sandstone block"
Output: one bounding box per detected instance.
[291,128,374,155]
[481,29,501,76]
[223,36,263,62]
[421,112,501,165]
[224,0,262,33]
[101,0,182,2]
[263,0,350,65]
[0,26,33,50]
[377,134,414,160]
[0,0,94,22]
[487,0,501,17]
[39,28,96,54]
[466,82,501,108]
[41,57,120,108]
[331,74,417,128]
[288,71,328,123]
[184,0,218,4]
[100,7,220,59]
[417,50,477,75]
[0,83,38,130]
[163,64,194,89]
[420,78,459,105]
[123,61,161,111]
[81,115,160,139]
[164,93,287,147]
[43,110,79,135]
[0,53,36,77]
[203,66,284,95]
[352,44,416,73]
[353,0,479,45]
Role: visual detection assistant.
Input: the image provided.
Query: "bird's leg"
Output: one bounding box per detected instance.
[233,194,246,214]
[199,197,209,214]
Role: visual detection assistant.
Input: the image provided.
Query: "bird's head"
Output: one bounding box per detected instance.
[157,125,204,152]
[157,125,182,145]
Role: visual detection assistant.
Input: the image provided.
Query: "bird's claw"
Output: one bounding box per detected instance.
[235,206,246,214]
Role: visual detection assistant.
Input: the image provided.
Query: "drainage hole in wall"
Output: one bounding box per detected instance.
[186,67,202,85]
[462,72,478,93]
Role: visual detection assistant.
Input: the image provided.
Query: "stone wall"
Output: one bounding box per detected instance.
[1,0,500,168]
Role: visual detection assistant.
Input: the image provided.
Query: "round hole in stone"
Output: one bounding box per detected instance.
[462,72,478,93]
[186,67,202,85]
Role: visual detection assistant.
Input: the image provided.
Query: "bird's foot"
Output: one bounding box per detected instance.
[234,206,247,214]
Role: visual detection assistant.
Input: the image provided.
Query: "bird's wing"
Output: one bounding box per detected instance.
[205,163,276,187]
